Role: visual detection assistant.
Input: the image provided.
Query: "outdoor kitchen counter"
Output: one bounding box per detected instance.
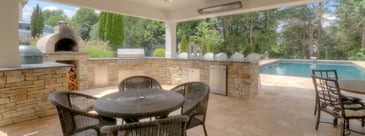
[0,62,70,126]
[88,57,259,98]
[126,57,258,98]
[146,57,259,98]
[0,62,70,71]
[144,57,253,62]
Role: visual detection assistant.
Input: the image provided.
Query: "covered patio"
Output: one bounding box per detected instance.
[3,0,360,135]
[2,74,365,136]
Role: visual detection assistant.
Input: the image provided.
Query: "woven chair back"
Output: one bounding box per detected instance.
[170,82,210,126]
[119,75,162,92]
[101,115,189,136]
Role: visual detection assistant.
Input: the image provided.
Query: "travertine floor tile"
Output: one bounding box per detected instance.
[2,74,364,136]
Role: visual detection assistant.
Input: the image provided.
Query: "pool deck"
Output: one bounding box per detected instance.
[3,73,365,136]
[1,59,365,136]
[260,59,279,65]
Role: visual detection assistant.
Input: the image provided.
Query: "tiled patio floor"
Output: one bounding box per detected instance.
[1,74,365,136]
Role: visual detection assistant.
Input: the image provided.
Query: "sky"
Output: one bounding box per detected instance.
[22,0,78,22]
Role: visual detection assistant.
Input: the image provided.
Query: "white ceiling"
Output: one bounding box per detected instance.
[45,0,327,22]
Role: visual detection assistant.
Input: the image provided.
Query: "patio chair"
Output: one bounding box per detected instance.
[118,75,162,92]
[48,91,116,136]
[170,81,210,136]
[100,115,189,136]
[312,70,364,116]
[312,76,365,135]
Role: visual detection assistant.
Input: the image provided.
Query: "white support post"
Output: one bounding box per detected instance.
[19,1,23,21]
[165,21,177,58]
[0,0,21,68]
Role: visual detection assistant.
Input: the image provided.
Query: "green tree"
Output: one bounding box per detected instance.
[177,20,200,42]
[215,15,247,55]
[279,3,327,59]
[123,16,165,48]
[192,19,223,54]
[30,4,44,37]
[98,12,124,51]
[336,0,365,60]
[89,22,99,40]
[69,9,98,40]
[179,35,188,52]
[98,12,107,40]
[339,0,365,48]
[42,9,68,26]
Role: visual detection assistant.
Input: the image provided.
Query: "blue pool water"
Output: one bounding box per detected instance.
[260,60,365,80]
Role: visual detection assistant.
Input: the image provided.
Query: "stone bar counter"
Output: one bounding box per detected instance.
[88,57,259,99]
[0,57,258,126]
[0,62,70,126]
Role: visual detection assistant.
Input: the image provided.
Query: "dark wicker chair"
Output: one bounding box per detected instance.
[170,81,210,136]
[312,70,363,116]
[48,91,116,136]
[312,76,365,135]
[118,75,162,92]
[100,115,189,136]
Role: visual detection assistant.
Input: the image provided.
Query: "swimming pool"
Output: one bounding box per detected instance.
[260,60,365,80]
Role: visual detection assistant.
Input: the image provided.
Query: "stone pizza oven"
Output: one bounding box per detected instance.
[37,22,84,53]
[36,23,89,90]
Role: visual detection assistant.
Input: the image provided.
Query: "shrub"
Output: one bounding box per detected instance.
[85,40,115,58]
[348,48,365,60]
[153,48,165,57]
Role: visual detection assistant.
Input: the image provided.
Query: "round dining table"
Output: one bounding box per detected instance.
[93,89,184,122]
[338,80,365,94]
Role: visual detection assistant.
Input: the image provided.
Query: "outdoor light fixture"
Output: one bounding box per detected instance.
[198,1,242,15]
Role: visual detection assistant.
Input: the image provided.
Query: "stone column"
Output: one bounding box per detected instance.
[0,1,21,68]
[165,21,177,58]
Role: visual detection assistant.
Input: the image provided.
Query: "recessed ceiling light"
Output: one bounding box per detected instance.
[164,0,174,2]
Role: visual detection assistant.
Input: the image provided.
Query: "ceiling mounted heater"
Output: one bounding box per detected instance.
[198,1,242,15]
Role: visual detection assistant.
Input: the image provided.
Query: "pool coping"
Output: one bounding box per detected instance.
[259,59,365,78]
[261,59,365,68]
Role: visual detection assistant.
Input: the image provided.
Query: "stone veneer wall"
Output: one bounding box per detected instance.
[87,58,258,98]
[0,66,69,126]
[43,52,89,90]
[87,59,118,88]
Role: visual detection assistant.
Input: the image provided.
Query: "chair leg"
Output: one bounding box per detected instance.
[341,119,347,136]
[314,101,317,115]
[333,118,338,126]
[362,118,364,127]
[315,108,320,130]
[202,124,208,136]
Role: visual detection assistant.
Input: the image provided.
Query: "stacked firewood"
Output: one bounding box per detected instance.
[67,67,78,90]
